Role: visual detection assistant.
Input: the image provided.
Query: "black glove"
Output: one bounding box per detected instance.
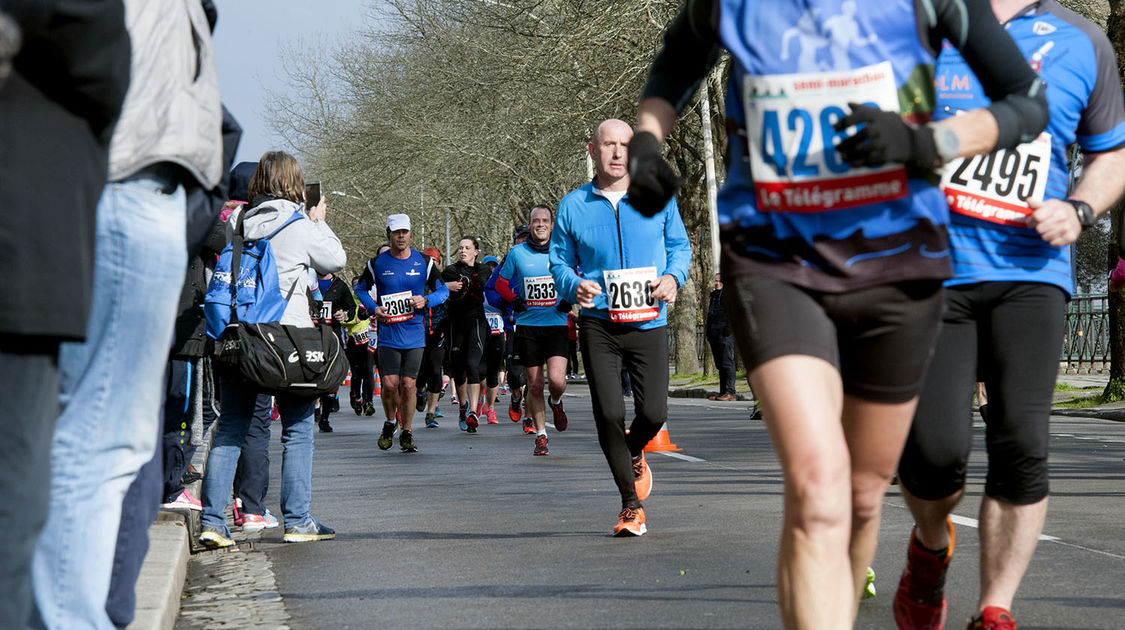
[512,296,527,313]
[833,103,938,169]
[555,299,572,313]
[356,306,369,320]
[627,131,681,217]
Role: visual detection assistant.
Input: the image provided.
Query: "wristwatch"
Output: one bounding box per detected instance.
[1066,199,1097,230]
[926,122,961,165]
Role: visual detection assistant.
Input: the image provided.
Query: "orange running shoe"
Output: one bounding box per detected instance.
[632,453,653,501]
[894,517,955,630]
[533,434,549,456]
[612,506,646,537]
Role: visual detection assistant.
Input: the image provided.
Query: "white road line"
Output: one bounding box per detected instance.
[908,509,1125,559]
[656,451,706,463]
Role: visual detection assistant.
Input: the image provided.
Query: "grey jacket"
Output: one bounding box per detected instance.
[228,199,347,328]
[108,0,222,187]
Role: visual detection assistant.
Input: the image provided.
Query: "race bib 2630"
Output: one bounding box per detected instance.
[603,267,658,324]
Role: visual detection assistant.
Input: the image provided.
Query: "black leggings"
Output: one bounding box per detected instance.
[417,327,447,394]
[579,317,668,508]
[481,332,505,388]
[450,317,487,386]
[505,332,525,391]
[346,341,375,405]
[899,282,1066,505]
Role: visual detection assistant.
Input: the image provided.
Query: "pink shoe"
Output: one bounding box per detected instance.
[232,497,244,526]
[243,510,280,532]
[161,489,202,512]
[486,407,499,424]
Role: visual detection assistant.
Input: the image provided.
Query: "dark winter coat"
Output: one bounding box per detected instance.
[0,0,130,340]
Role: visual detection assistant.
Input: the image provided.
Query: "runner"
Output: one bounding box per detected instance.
[355,216,454,453]
[442,236,491,432]
[346,274,376,416]
[479,255,505,424]
[551,119,691,528]
[485,225,531,431]
[314,271,358,432]
[417,247,449,429]
[630,0,1048,625]
[497,205,573,456]
[894,3,1125,629]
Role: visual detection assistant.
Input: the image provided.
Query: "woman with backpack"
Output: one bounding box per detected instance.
[199,151,346,547]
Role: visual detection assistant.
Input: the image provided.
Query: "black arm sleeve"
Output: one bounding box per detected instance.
[928,0,1049,149]
[639,0,724,114]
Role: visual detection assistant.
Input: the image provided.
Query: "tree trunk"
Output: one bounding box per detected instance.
[673,271,700,374]
[1103,0,1125,400]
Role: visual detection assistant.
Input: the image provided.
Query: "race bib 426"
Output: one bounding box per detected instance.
[742,61,908,213]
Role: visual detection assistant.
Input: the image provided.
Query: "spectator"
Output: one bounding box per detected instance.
[198,150,346,548]
[0,3,129,627]
[706,274,736,401]
[28,0,225,626]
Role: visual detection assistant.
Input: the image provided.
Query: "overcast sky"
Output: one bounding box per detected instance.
[212,0,376,167]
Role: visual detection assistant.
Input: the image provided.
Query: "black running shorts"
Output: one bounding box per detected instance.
[376,346,424,378]
[723,274,944,404]
[512,325,569,367]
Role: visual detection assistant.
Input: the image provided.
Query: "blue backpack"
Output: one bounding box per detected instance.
[204,209,304,339]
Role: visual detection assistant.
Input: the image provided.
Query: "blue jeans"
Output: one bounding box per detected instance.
[234,390,273,516]
[30,167,186,630]
[201,381,316,531]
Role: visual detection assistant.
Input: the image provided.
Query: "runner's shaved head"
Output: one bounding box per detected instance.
[592,118,632,145]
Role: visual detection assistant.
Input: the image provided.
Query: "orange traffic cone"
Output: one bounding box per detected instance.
[343,369,352,387]
[644,423,681,452]
[372,369,382,396]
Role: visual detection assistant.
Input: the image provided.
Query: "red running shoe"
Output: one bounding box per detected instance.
[522,416,534,435]
[894,518,955,630]
[966,607,1017,630]
[533,434,548,456]
[508,390,523,422]
[549,397,568,431]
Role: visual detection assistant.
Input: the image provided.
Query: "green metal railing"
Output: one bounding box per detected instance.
[1061,294,1109,373]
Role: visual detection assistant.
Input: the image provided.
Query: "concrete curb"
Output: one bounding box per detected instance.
[126,514,189,630]
[1052,407,1125,422]
[668,387,751,401]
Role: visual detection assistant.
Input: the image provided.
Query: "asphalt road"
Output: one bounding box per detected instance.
[241,385,1125,629]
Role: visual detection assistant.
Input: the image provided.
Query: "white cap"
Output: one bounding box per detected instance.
[386,214,411,232]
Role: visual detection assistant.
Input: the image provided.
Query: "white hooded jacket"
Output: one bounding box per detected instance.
[227,198,346,327]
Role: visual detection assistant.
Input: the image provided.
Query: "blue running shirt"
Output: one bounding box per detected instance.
[934,0,1125,295]
[356,249,448,350]
[499,243,568,328]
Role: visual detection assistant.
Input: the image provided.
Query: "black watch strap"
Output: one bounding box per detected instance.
[1066,199,1097,230]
